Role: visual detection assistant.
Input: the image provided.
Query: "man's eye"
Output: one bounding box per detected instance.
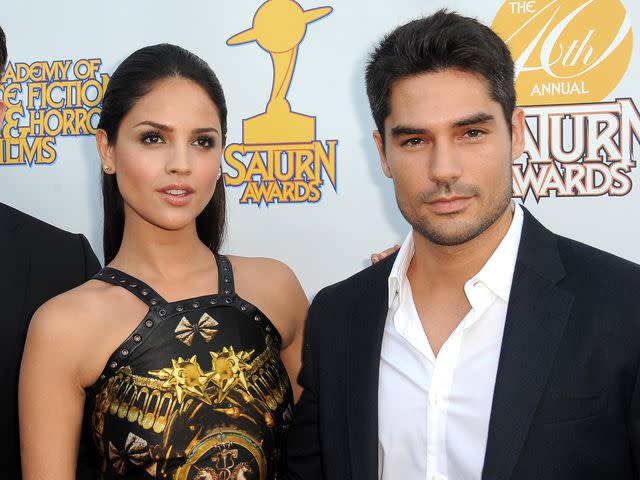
[465,129,484,139]
[403,138,424,147]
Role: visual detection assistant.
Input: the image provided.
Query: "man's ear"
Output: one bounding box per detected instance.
[511,107,525,161]
[373,130,393,178]
[96,129,116,173]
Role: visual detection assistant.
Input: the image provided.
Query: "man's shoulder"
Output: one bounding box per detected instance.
[555,232,640,284]
[1,202,81,245]
[311,253,396,305]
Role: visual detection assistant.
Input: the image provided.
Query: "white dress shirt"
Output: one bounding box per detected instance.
[378,204,524,480]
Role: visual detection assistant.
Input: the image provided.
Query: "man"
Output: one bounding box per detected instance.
[0,25,102,479]
[288,10,640,480]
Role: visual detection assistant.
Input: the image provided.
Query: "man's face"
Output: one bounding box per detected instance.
[374,68,524,246]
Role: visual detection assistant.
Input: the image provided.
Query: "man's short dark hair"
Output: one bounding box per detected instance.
[365,9,516,140]
[0,25,7,75]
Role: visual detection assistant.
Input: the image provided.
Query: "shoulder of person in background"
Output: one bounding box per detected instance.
[0,201,101,480]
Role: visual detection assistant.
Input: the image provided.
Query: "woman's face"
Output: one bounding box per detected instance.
[100,77,223,233]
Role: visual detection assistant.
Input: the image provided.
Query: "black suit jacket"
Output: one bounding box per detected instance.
[0,202,101,480]
[288,208,640,479]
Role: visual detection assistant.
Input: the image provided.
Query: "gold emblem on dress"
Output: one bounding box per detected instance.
[148,355,214,405]
[174,313,219,346]
[210,346,255,403]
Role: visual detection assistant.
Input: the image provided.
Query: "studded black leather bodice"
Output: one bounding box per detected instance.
[86,255,293,480]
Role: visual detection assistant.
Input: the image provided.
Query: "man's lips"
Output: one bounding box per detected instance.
[427,196,472,214]
[157,184,194,206]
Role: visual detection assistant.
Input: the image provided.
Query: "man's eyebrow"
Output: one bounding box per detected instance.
[390,125,427,137]
[453,113,495,128]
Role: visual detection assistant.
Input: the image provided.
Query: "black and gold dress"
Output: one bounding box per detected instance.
[86,255,293,480]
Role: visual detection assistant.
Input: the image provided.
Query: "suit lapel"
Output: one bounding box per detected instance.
[346,256,395,480]
[482,208,574,480]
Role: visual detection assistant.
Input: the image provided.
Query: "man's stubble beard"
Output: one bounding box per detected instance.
[395,174,513,247]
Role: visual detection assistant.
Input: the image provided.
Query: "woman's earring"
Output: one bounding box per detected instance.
[103,164,113,173]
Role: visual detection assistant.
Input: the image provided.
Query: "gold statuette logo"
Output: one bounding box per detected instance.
[224,0,338,206]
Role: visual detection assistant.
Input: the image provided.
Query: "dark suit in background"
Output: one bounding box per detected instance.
[287,209,640,479]
[0,202,101,479]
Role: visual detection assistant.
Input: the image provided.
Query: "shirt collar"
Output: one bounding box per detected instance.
[472,203,523,303]
[387,202,524,306]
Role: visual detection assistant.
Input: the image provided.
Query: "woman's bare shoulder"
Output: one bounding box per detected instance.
[226,255,308,345]
[226,255,301,290]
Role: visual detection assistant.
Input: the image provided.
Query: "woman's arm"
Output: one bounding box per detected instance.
[19,295,91,479]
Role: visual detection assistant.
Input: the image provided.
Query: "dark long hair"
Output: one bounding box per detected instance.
[98,44,227,264]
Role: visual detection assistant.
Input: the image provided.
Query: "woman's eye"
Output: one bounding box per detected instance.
[194,136,214,149]
[142,132,163,144]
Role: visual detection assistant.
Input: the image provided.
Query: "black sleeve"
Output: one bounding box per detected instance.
[629,355,640,476]
[286,294,325,480]
[78,234,101,278]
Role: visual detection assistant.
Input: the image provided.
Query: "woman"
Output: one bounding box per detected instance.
[19,44,307,480]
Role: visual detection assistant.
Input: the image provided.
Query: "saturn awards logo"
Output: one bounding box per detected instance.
[223,0,338,206]
[492,0,639,201]
[0,58,109,166]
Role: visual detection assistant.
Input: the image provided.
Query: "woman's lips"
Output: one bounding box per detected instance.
[157,186,194,206]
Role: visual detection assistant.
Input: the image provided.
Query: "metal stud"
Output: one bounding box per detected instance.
[141,290,149,296]
[145,319,154,328]
[176,305,184,312]
[225,297,233,304]
[224,277,231,283]
[110,361,118,369]
[209,298,218,305]
[255,314,262,322]
[121,349,129,356]
[224,288,231,295]
[129,283,137,288]
[150,299,158,306]
[133,334,142,342]
[100,374,106,381]
[192,302,200,308]
[240,304,248,311]
[110,274,116,279]
[159,309,166,316]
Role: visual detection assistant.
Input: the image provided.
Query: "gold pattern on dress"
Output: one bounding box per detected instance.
[209,347,255,403]
[175,427,266,480]
[94,340,291,479]
[149,356,214,405]
[175,313,219,346]
[193,446,254,480]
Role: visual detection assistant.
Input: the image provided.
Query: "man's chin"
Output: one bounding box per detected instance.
[414,220,490,247]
